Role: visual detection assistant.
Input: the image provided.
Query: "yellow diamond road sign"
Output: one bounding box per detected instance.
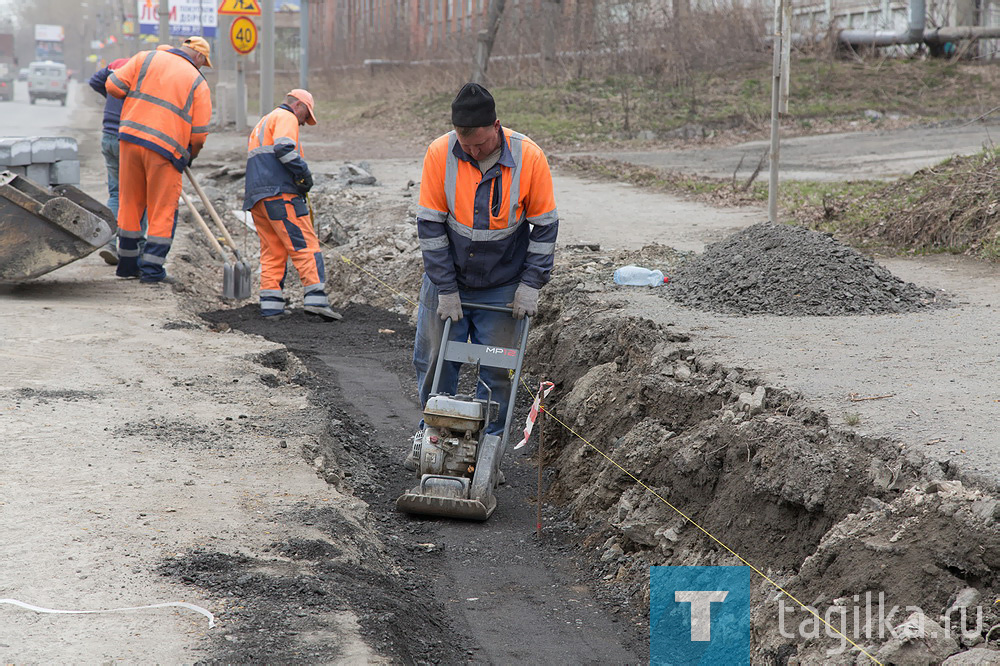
[218,0,262,16]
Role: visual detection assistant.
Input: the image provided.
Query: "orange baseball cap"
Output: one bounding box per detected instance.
[183,36,213,68]
[288,88,317,125]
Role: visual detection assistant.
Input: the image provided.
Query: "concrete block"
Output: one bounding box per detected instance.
[29,136,57,163]
[29,136,77,163]
[49,159,80,186]
[53,137,78,161]
[0,138,32,167]
[26,162,51,187]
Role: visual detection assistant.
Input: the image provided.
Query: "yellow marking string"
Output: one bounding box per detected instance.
[518,376,882,665]
[338,255,419,308]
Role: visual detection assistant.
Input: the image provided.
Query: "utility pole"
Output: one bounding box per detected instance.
[260,0,274,116]
[158,0,170,43]
[299,0,308,89]
[767,0,784,224]
[236,56,247,132]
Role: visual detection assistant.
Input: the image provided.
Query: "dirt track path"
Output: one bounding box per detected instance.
[579,120,1000,181]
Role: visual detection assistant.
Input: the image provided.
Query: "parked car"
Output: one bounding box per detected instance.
[27,60,67,106]
[0,62,13,102]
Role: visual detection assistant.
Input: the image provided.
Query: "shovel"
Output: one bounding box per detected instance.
[179,189,238,299]
[184,167,252,300]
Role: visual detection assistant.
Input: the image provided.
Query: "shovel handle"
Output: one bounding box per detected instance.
[184,167,243,261]
[306,193,318,236]
[180,189,228,263]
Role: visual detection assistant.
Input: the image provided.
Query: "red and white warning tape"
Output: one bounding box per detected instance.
[514,381,554,450]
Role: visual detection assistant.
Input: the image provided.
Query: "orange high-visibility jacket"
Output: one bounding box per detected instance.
[106,45,211,171]
[243,104,312,210]
[416,127,559,292]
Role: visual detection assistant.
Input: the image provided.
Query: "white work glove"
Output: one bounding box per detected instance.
[509,283,539,319]
[437,291,463,321]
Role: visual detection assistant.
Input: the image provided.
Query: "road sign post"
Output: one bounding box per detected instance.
[300,0,308,89]
[261,0,274,117]
[159,0,170,42]
[236,58,247,132]
[228,15,257,132]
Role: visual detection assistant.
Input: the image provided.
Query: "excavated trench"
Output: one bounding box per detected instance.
[527,277,1000,662]
[173,164,1000,663]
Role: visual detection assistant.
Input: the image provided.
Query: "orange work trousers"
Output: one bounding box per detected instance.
[116,141,182,280]
[250,193,327,313]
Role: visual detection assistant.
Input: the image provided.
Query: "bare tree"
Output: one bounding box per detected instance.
[471,0,507,84]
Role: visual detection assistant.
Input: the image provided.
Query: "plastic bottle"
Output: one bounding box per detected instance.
[613,265,669,286]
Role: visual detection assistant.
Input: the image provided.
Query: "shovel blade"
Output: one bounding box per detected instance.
[233,260,252,300]
[222,262,236,299]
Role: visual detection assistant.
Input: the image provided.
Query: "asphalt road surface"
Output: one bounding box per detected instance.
[3,80,88,137]
[583,120,1000,181]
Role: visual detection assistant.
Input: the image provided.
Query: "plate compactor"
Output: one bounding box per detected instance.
[396,304,530,521]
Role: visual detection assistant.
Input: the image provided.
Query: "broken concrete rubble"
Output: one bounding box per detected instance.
[941,647,1000,665]
[874,611,960,665]
[738,385,767,415]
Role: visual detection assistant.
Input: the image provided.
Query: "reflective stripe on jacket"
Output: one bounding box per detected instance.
[105,46,211,171]
[243,104,312,210]
[416,127,558,293]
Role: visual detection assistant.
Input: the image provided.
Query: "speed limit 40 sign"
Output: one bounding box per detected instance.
[230,16,257,55]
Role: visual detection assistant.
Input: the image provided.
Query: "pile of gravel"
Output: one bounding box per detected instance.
[667,223,944,316]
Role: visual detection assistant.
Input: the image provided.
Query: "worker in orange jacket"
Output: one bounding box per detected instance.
[106,36,212,283]
[243,89,341,321]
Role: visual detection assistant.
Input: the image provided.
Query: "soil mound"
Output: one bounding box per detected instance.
[668,223,943,315]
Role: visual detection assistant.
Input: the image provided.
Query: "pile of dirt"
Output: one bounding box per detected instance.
[667,223,944,315]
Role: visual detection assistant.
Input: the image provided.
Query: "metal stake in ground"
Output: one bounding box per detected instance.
[536,397,544,539]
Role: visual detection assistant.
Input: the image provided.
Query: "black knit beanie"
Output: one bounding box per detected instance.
[451,83,496,127]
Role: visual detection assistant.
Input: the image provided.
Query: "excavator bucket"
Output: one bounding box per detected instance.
[0,170,115,282]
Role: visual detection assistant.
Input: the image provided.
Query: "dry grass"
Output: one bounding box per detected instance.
[275,55,1000,153]
[556,150,1000,262]
[799,149,1000,260]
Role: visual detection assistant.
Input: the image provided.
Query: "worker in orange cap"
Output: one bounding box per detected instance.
[243,89,341,321]
[106,36,212,283]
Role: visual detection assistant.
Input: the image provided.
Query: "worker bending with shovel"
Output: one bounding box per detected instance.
[106,36,213,283]
[407,82,559,468]
[243,90,341,321]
